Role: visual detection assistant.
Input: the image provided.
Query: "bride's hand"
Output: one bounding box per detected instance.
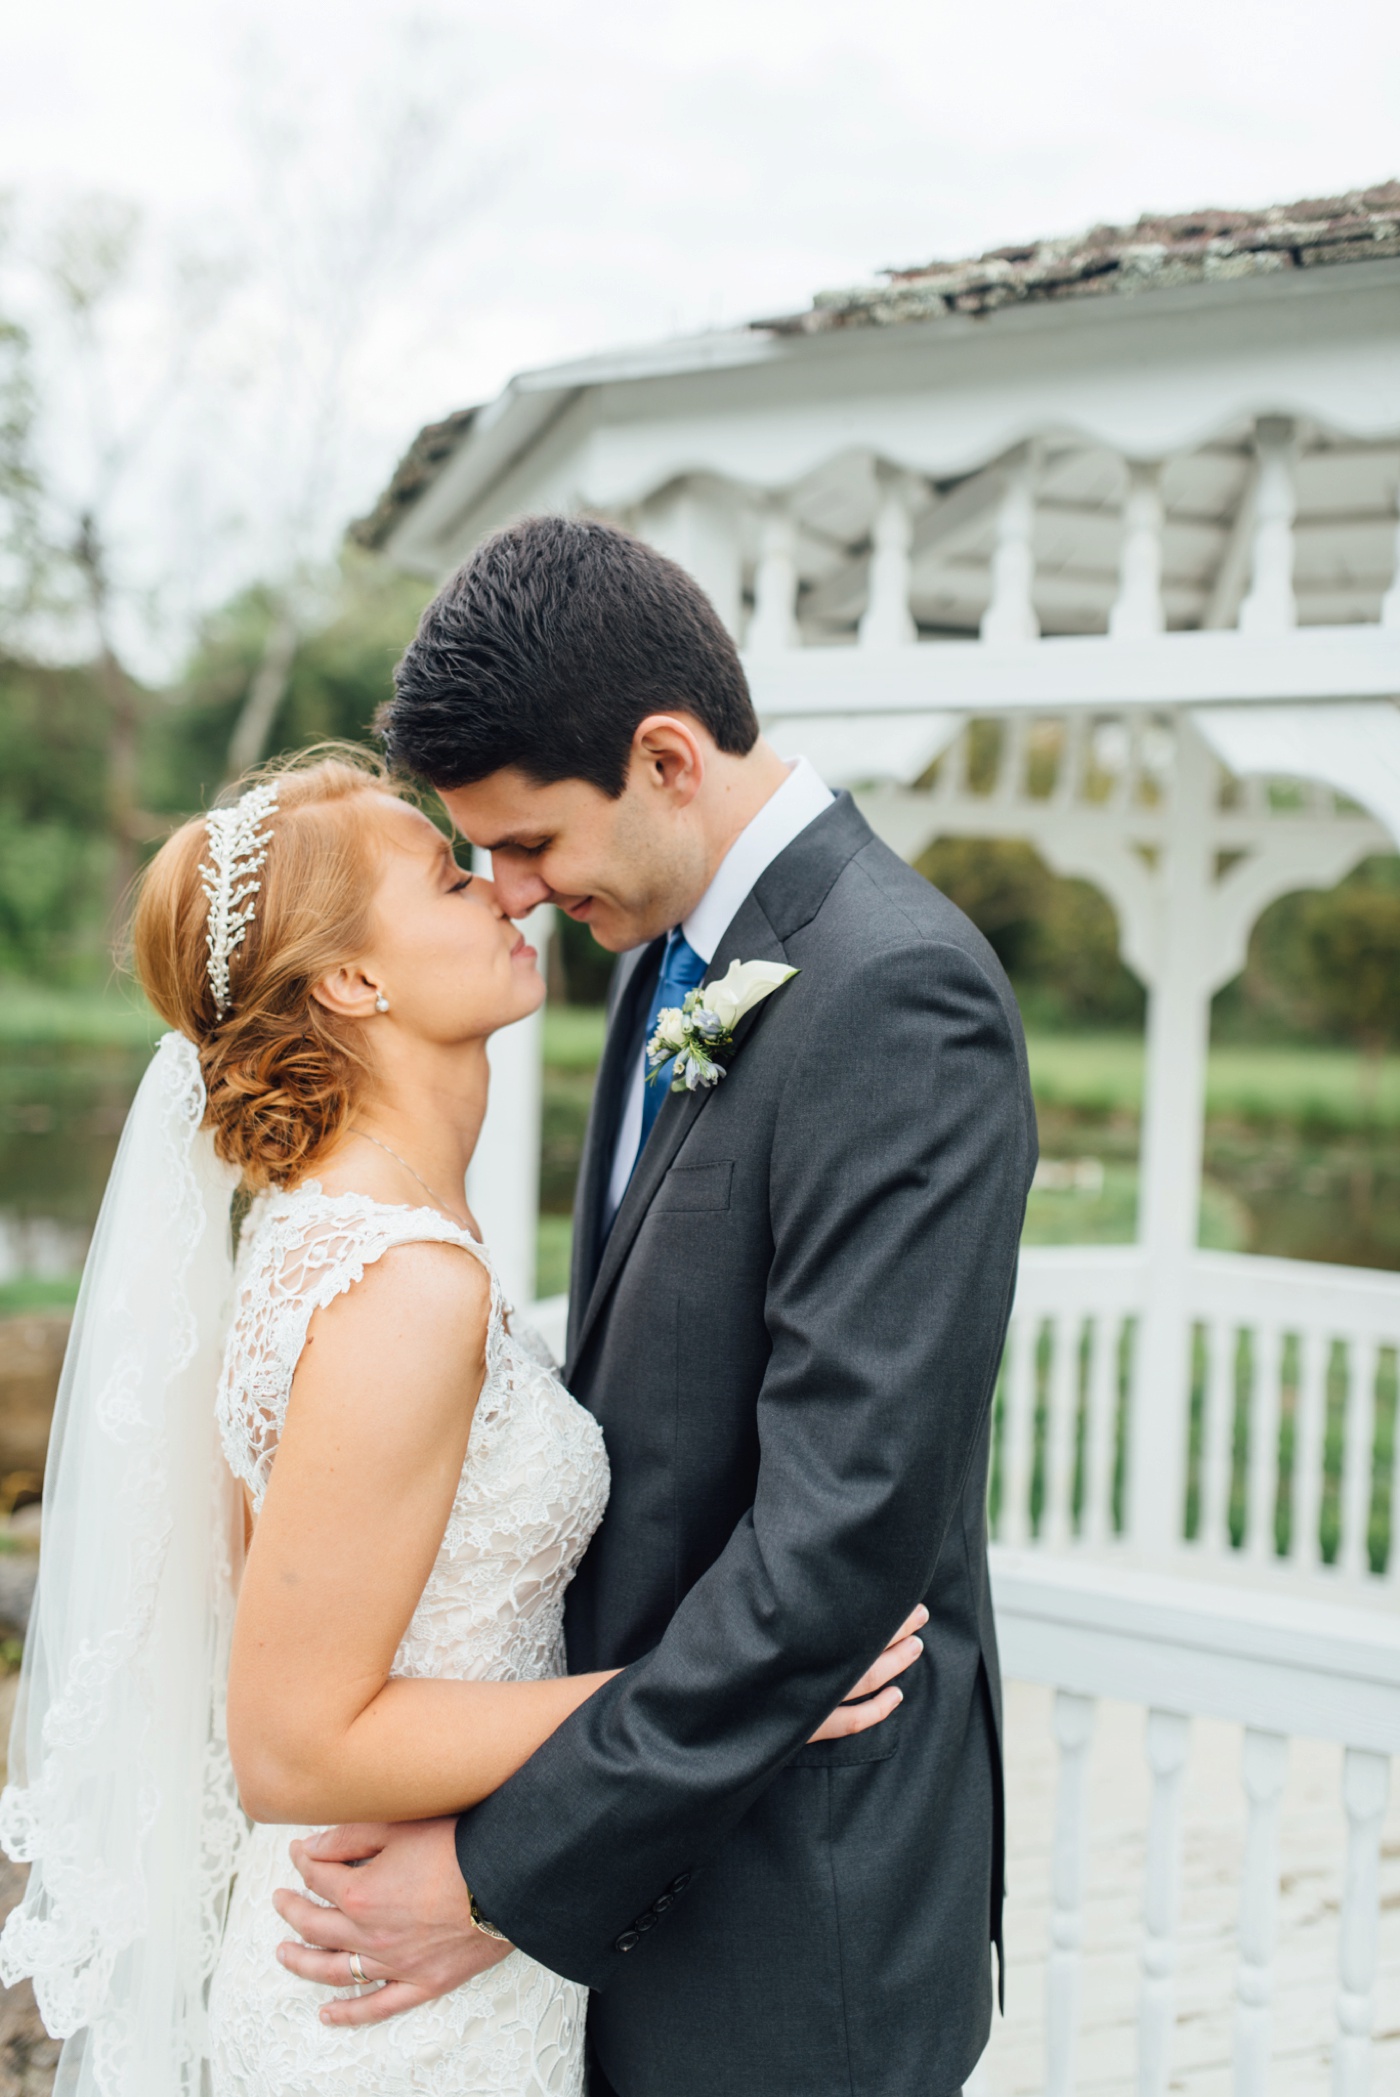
[807,1604,927,1743]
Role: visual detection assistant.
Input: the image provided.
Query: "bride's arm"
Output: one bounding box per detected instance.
[227,1241,612,1826]
[228,1240,918,1827]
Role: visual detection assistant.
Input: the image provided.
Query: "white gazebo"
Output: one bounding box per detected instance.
[361,188,1400,2095]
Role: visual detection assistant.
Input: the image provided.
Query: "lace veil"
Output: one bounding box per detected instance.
[0,1031,248,2094]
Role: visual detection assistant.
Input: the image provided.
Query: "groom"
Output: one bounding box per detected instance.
[275,517,1037,2095]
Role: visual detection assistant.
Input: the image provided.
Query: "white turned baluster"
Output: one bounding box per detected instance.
[1388,1350,1400,1583]
[1054,710,1089,807]
[748,501,800,652]
[1045,1313,1081,1546]
[859,468,917,647]
[1341,1339,1379,1579]
[1083,1314,1118,1545]
[1380,478,1400,629]
[1109,462,1166,638]
[992,710,1030,805]
[1000,1317,1036,1546]
[1232,1727,1288,2097]
[1333,1748,1391,2096]
[981,451,1040,642]
[1292,1328,1328,1571]
[1139,1709,1190,2097]
[1238,418,1298,635]
[1046,1691,1096,2097]
[1200,1319,1235,1555]
[1246,1323,1283,1565]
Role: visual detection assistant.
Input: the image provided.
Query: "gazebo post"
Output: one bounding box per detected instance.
[465,902,553,1310]
[1129,716,1217,1552]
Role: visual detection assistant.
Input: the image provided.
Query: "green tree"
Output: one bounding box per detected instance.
[917,836,1144,1028]
[0,655,111,977]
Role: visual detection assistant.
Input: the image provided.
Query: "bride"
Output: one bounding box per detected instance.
[0,749,919,2097]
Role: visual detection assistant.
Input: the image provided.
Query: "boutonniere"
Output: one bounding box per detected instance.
[647,958,799,1095]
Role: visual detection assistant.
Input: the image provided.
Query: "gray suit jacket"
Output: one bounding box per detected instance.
[455,795,1037,2097]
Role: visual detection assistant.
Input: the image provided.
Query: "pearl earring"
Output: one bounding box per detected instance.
[374,993,390,1014]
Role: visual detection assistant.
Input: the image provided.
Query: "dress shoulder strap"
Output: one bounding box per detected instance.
[216,1185,503,1505]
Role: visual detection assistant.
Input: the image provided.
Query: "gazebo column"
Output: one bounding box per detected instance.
[1381,473,1400,629]
[466,896,553,1310]
[1109,463,1166,639]
[641,480,744,638]
[1238,419,1297,636]
[981,448,1040,642]
[748,500,801,651]
[1130,717,1217,1552]
[859,467,918,647]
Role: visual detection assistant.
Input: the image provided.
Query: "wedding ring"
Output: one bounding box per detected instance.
[348,1950,369,1987]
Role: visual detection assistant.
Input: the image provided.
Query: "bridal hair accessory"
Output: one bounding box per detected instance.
[200,781,279,1017]
[646,957,798,1094]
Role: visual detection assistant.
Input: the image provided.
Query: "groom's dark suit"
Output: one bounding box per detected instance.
[455,794,1036,2096]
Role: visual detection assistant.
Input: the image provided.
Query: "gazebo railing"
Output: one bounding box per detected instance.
[994,1246,1400,1584]
[976,1546,1399,2097]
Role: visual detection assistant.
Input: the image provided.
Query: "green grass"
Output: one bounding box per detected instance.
[535,1215,573,1299]
[0,981,161,1050]
[1028,1033,1400,1129]
[0,1276,81,1315]
[1022,1164,1250,1252]
[543,1004,607,1070]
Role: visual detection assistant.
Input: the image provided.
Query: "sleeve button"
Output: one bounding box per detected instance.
[635,1911,657,1931]
[669,1872,692,1894]
[615,1930,641,1953]
[653,1893,674,1913]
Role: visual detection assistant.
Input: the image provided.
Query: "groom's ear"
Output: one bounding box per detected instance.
[630,714,706,808]
[311,965,381,1021]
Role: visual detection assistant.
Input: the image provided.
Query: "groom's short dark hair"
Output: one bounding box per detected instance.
[380,515,760,797]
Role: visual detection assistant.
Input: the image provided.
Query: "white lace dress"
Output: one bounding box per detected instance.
[206,1183,610,2097]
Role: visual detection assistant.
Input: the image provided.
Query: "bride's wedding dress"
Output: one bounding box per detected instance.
[207,1182,610,2097]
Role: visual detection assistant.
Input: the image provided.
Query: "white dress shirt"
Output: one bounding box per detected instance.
[605,756,835,1220]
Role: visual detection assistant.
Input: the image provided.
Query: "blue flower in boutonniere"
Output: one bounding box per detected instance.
[646,958,799,1095]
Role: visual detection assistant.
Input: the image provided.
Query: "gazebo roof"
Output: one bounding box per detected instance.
[356,182,1399,557]
[764,182,1400,335]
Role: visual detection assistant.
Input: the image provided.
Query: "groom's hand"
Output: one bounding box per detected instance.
[274,1817,513,2027]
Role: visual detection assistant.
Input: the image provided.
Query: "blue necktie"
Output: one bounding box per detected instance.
[634,929,707,1166]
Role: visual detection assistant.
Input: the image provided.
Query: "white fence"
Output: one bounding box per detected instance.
[995,1248,1400,1585]
[984,1548,1400,2096]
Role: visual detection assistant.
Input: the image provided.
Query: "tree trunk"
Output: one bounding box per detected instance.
[73,514,145,938]
[226,608,299,781]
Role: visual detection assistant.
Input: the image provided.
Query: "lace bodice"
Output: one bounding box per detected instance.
[208,1182,608,2095]
[216,1182,609,1684]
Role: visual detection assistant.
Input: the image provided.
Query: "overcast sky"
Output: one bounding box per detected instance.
[3,0,1397,658]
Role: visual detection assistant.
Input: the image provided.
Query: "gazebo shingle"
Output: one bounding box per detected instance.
[760,181,1400,334]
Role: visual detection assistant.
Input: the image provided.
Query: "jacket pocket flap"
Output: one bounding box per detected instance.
[651,1161,734,1213]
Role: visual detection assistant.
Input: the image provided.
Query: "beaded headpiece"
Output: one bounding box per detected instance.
[199,782,279,1017]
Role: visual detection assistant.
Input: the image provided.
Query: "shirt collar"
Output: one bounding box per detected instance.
[682,756,835,964]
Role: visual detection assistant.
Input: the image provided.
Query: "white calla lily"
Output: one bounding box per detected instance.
[701,958,798,1032]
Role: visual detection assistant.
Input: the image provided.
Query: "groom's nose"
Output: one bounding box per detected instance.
[484,856,555,918]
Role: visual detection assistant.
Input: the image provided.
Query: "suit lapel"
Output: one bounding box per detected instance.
[566,940,661,1364]
[568,894,786,1376]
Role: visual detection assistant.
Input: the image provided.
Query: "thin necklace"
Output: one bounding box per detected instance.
[350,1129,470,1229]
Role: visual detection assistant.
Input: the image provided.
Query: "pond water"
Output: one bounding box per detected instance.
[2,1036,1399,1312]
[0,1044,151,1303]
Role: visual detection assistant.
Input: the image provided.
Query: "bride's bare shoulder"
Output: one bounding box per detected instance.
[288,1234,493,1431]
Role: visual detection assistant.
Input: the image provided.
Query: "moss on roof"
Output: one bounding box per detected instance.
[759,181,1400,335]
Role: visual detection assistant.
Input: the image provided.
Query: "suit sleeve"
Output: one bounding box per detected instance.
[454,934,1033,1989]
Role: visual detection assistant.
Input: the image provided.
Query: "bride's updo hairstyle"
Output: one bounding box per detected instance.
[133,748,407,1190]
